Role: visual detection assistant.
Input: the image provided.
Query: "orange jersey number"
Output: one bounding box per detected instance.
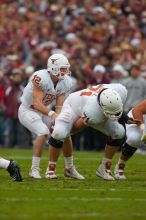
[80,84,104,96]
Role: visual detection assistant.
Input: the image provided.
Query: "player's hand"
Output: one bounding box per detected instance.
[48,113,58,133]
[127,118,141,125]
[49,122,55,134]
[51,112,58,122]
[71,118,87,135]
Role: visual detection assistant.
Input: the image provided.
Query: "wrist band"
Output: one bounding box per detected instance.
[48,110,55,117]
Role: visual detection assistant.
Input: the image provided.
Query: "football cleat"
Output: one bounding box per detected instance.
[7,160,23,181]
[45,163,57,179]
[64,166,85,180]
[29,166,41,179]
[114,163,126,180]
[96,161,115,180]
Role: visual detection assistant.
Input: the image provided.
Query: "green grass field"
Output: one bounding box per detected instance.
[0,148,146,220]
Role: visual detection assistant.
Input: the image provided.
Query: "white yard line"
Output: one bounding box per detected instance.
[2,197,146,202]
[3,156,98,160]
[2,187,146,192]
[1,212,146,219]
[6,155,146,163]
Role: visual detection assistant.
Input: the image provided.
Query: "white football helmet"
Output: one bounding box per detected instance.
[98,89,123,120]
[47,53,71,80]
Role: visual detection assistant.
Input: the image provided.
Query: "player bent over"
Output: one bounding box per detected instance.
[47,83,128,180]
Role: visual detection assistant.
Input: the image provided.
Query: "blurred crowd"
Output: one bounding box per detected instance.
[1,0,146,150]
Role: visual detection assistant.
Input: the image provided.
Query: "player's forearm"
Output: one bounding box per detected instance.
[132,101,146,124]
[55,94,65,114]
[132,108,144,124]
[55,106,62,114]
[33,100,53,116]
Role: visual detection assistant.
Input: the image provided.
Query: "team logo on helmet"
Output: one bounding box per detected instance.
[50,58,59,64]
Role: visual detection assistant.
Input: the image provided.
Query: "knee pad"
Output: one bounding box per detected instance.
[48,136,63,148]
[122,143,137,157]
[107,136,126,147]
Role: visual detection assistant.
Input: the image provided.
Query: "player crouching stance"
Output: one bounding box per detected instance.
[47,83,128,180]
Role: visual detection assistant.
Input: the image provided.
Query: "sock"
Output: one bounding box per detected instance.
[48,162,56,171]
[118,158,126,165]
[64,156,73,169]
[0,158,10,169]
[32,156,41,168]
[102,157,112,165]
[48,161,56,166]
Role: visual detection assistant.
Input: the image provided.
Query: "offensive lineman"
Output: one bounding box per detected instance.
[18,53,84,180]
[47,83,128,180]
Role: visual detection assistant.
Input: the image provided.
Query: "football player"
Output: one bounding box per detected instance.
[18,53,84,180]
[114,100,146,180]
[47,83,129,180]
[0,157,23,181]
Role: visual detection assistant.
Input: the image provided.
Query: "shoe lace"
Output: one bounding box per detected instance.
[32,166,41,173]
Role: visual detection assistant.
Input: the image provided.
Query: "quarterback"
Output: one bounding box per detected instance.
[18,53,84,180]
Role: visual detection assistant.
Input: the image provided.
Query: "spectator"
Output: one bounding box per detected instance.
[3,69,32,148]
[0,82,5,146]
[91,64,111,85]
[111,64,128,84]
[122,64,146,113]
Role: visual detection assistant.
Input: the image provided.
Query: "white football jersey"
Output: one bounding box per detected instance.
[65,83,127,125]
[21,69,72,107]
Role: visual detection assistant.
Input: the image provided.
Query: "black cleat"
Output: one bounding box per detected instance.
[7,160,23,181]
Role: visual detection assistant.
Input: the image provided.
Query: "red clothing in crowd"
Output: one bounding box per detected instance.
[0,86,4,102]
[0,86,4,109]
[4,83,23,118]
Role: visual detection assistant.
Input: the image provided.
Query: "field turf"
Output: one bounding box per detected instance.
[0,148,146,220]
